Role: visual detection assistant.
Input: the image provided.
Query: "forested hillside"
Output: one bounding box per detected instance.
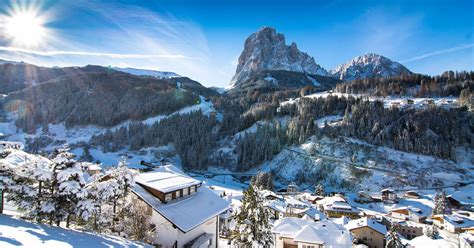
[4,72,202,132]
[335,71,473,97]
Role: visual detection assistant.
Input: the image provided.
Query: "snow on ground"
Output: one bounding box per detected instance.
[0,95,220,165]
[0,215,150,248]
[257,134,473,192]
[280,91,460,110]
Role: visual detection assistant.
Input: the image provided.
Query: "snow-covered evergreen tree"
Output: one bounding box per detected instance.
[48,148,88,227]
[314,183,325,196]
[385,227,405,248]
[230,185,273,247]
[432,190,452,215]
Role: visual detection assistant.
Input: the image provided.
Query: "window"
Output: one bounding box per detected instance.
[190,185,196,194]
[302,245,315,248]
[183,187,189,196]
[165,193,172,202]
[370,231,374,235]
[175,190,181,198]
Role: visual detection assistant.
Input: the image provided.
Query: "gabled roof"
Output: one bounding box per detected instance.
[293,225,325,244]
[272,217,352,247]
[345,217,387,235]
[132,165,229,233]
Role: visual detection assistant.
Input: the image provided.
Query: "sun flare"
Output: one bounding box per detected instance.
[5,10,46,47]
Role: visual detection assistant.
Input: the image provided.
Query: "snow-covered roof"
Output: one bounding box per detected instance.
[442,214,474,228]
[304,207,326,221]
[293,225,325,244]
[272,217,352,247]
[345,217,387,235]
[449,189,474,205]
[132,165,229,233]
[408,235,457,248]
[135,165,201,193]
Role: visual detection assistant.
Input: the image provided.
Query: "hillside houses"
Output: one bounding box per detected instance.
[130,165,229,248]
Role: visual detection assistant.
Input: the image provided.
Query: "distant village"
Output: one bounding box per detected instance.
[0,141,473,248]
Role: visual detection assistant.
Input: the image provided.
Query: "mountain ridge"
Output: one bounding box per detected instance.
[330,53,413,80]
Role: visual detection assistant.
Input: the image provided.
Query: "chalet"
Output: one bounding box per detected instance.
[272,217,352,248]
[345,217,387,248]
[85,163,101,175]
[380,188,398,203]
[287,182,299,193]
[448,191,474,212]
[431,214,474,234]
[403,191,420,199]
[130,165,229,247]
[390,101,401,108]
[389,207,427,223]
[260,189,282,201]
[392,221,423,240]
[356,191,373,203]
[264,197,310,220]
[322,201,360,219]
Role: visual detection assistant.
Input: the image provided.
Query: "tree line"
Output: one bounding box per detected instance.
[90,110,217,171]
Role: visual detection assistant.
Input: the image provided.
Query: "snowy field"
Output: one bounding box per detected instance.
[0,215,150,248]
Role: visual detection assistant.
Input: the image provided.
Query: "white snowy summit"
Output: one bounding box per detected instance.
[113,67,180,79]
[330,53,412,81]
[231,26,328,86]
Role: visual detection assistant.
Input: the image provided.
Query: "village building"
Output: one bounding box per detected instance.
[345,217,387,248]
[392,220,424,240]
[431,214,474,234]
[272,217,352,248]
[265,196,311,220]
[380,188,398,203]
[403,191,420,199]
[0,141,24,151]
[287,182,299,193]
[130,165,229,247]
[389,207,427,223]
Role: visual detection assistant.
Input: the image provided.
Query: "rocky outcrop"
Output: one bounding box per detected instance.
[231,27,328,86]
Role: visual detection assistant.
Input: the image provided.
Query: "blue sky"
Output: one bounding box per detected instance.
[0,0,472,87]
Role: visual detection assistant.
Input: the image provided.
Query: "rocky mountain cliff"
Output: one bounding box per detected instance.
[330,53,412,81]
[231,27,328,86]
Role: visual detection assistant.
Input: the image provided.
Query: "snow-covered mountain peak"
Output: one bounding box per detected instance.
[113,67,180,79]
[230,27,328,86]
[330,53,412,81]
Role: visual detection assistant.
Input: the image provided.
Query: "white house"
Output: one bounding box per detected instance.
[272,217,352,248]
[431,214,474,233]
[130,165,229,248]
[389,207,427,223]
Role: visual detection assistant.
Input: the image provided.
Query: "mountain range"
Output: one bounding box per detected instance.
[230,27,413,87]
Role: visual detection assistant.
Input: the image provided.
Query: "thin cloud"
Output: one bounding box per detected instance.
[0,46,198,60]
[401,43,474,63]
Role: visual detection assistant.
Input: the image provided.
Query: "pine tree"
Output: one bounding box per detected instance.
[48,148,88,227]
[230,185,273,247]
[433,190,452,215]
[385,227,405,248]
[314,183,325,196]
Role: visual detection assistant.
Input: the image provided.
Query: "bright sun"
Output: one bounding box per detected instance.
[5,10,46,47]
